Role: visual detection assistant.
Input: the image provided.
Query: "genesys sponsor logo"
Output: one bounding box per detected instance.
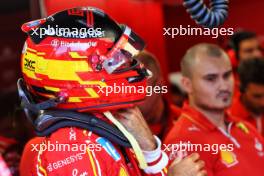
[30,25,105,39]
[46,153,84,172]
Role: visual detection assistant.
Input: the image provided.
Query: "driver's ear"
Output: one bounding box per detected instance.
[181,76,192,94]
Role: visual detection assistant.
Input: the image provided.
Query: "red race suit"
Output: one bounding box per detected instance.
[20,126,168,176]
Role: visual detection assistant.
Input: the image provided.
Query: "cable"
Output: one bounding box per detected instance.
[183,0,229,28]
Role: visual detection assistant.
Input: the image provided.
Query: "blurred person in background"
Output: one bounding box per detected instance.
[228,30,263,69]
[136,51,181,139]
[227,30,263,98]
[228,58,264,136]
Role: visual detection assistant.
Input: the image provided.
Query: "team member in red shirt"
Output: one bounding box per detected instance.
[227,31,263,99]
[228,58,264,136]
[227,30,263,70]
[164,43,264,176]
[19,7,205,176]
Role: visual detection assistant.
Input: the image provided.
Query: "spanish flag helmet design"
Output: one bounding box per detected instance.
[19,7,148,112]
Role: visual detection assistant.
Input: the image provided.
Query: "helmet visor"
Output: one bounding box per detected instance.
[103,26,145,73]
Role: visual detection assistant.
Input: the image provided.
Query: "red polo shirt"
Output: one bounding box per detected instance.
[228,94,264,136]
[163,104,264,176]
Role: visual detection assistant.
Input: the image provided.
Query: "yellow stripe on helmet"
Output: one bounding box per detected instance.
[69,51,88,59]
[23,48,92,79]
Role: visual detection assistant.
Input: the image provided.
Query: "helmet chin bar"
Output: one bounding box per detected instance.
[17,78,131,147]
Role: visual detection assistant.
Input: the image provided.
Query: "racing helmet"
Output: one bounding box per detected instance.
[19,7,148,112]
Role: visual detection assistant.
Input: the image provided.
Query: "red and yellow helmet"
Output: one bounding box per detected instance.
[20,7,148,112]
